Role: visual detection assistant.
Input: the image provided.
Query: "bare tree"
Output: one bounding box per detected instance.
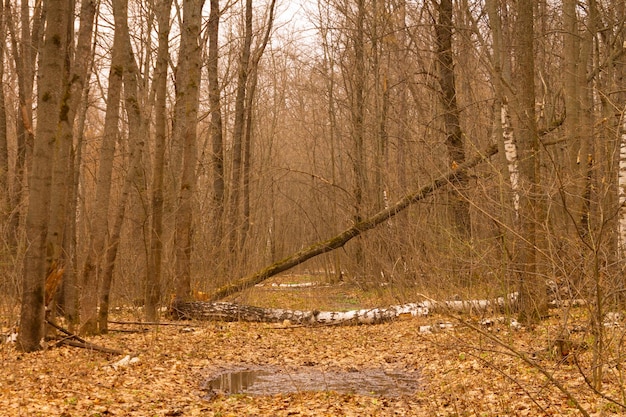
[17,0,69,352]
[241,0,277,249]
[80,1,125,334]
[146,0,174,321]
[207,0,225,267]
[0,0,8,221]
[513,0,547,323]
[435,0,470,240]
[350,0,367,275]
[172,0,205,302]
[5,0,43,247]
[98,0,148,332]
[227,0,253,257]
[47,0,96,326]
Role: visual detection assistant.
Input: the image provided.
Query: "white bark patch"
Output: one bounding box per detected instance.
[619,112,626,259]
[171,294,518,325]
[171,301,429,324]
[502,104,520,217]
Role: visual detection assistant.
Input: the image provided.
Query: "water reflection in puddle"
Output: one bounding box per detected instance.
[205,366,421,398]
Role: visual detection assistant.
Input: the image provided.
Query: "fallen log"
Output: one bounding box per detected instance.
[170,301,429,324]
[420,292,519,314]
[170,292,517,324]
[208,144,499,301]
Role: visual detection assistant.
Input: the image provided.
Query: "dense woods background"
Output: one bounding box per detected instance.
[0,0,625,353]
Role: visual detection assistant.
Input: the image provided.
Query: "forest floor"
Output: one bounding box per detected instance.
[1,275,625,416]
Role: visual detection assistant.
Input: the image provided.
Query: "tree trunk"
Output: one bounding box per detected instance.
[5,0,42,248]
[61,72,92,328]
[351,0,367,277]
[98,0,145,332]
[47,0,96,311]
[146,0,173,322]
[561,0,593,239]
[18,0,68,352]
[207,0,225,266]
[241,0,276,251]
[0,0,8,222]
[228,0,253,257]
[80,8,124,334]
[172,301,429,324]
[514,0,548,323]
[435,0,470,240]
[172,0,204,302]
[171,294,519,324]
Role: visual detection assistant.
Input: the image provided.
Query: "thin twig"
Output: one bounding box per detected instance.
[108,320,194,327]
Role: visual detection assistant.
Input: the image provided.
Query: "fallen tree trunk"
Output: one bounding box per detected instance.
[170,292,517,324]
[170,301,429,324]
[208,144,499,301]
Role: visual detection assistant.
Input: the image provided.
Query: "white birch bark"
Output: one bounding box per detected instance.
[171,301,429,324]
[618,110,626,258]
[502,103,520,218]
[170,294,518,325]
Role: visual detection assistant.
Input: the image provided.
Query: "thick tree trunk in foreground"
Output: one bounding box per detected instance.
[206,144,498,302]
[18,0,68,352]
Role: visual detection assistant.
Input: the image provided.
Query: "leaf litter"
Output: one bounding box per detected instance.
[0,309,624,416]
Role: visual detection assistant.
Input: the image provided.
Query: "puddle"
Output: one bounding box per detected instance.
[203,365,421,398]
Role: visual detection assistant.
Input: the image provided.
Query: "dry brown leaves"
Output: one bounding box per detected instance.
[0,312,624,416]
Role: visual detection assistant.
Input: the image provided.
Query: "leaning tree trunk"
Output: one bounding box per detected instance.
[201,144,498,302]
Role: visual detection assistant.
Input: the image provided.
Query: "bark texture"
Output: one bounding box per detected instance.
[18,0,68,352]
[172,0,204,301]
